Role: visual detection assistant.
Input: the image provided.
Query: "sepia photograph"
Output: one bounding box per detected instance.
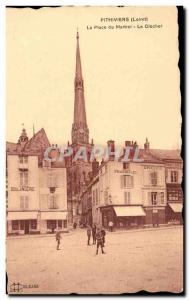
[6,6,183,294]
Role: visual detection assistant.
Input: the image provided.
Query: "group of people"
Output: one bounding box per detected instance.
[87,225,106,255]
[55,222,112,254]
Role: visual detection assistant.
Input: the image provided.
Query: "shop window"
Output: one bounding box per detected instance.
[20,220,25,230]
[47,220,56,229]
[58,220,62,228]
[121,175,134,188]
[20,171,28,186]
[31,220,37,230]
[150,172,158,186]
[151,192,157,205]
[63,220,67,228]
[124,191,131,204]
[171,171,178,183]
[12,220,19,230]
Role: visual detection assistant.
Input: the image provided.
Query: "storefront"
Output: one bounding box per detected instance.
[40,211,68,233]
[166,202,183,224]
[7,211,68,234]
[100,205,146,229]
[144,207,165,225]
[7,211,39,235]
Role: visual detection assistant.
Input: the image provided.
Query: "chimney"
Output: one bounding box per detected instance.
[92,158,99,176]
[144,138,150,151]
[107,140,115,160]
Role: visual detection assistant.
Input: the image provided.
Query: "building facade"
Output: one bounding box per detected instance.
[6,128,68,235]
[80,140,183,228]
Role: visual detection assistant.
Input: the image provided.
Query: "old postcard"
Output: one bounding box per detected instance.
[6,6,183,294]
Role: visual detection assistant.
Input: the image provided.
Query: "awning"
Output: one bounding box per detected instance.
[113,206,146,217]
[7,211,38,220]
[41,211,67,220]
[169,203,183,213]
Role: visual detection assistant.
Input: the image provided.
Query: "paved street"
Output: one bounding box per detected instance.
[7,226,183,294]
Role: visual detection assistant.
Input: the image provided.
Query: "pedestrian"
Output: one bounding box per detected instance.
[73,222,77,229]
[101,227,106,247]
[87,225,92,246]
[92,224,97,245]
[108,220,114,232]
[96,228,105,255]
[55,227,62,250]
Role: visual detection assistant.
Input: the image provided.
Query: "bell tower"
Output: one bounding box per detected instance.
[67,31,93,225]
[71,31,89,145]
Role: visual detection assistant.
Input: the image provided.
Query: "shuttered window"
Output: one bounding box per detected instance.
[124,191,131,204]
[121,175,134,188]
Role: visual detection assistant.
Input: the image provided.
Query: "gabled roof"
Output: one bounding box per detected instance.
[149,149,182,161]
[24,128,51,154]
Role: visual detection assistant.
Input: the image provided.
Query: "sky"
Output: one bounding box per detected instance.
[6,6,181,149]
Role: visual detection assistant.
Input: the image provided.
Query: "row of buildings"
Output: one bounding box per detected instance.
[81,140,183,229]
[6,32,183,235]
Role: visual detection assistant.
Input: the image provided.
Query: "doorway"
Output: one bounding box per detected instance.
[24,220,30,234]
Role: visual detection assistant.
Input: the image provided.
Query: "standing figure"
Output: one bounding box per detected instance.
[55,227,62,250]
[108,220,114,232]
[87,225,92,246]
[101,227,106,247]
[92,224,97,245]
[96,228,105,255]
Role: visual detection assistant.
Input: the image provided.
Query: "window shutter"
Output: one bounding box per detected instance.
[20,196,24,209]
[148,192,151,205]
[128,191,131,204]
[120,175,124,188]
[25,196,29,209]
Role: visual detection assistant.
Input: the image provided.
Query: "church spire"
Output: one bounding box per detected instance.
[72,31,89,144]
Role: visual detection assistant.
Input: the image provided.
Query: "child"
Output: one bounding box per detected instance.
[96,228,105,255]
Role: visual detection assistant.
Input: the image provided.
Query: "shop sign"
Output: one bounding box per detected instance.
[114,169,136,174]
[11,186,35,191]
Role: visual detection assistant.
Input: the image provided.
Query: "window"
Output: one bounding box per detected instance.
[95,189,98,205]
[20,220,25,230]
[12,220,19,230]
[124,191,131,204]
[121,175,134,188]
[47,173,57,187]
[151,192,157,205]
[20,172,28,186]
[19,156,28,164]
[104,191,108,204]
[31,220,37,230]
[150,172,158,186]
[123,163,129,170]
[63,220,67,228]
[92,190,95,206]
[47,220,56,229]
[171,171,178,183]
[159,192,164,205]
[20,196,29,209]
[58,220,62,228]
[48,195,58,209]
